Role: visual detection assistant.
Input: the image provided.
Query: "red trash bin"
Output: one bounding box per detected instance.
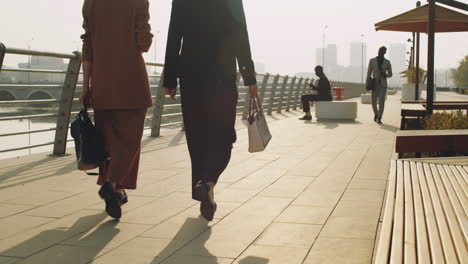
[332,87,345,101]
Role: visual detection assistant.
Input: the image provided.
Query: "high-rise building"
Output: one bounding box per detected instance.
[388,43,407,86]
[349,42,368,83]
[316,48,324,66]
[350,42,367,68]
[315,44,337,74]
[325,44,337,70]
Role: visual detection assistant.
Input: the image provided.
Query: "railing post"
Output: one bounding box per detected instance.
[242,72,257,120]
[285,76,296,111]
[300,78,310,108]
[277,75,289,113]
[0,43,5,71]
[267,74,280,115]
[259,73,269,105]
[293,77,304,110]
[150,74,166,137]
[52,51,82,156]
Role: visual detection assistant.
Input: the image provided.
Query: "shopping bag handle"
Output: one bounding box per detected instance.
[248,95,264,117]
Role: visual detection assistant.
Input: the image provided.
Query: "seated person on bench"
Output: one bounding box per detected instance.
[299,65,332,120]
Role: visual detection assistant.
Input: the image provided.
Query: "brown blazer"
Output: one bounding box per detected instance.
[81,0,153,110]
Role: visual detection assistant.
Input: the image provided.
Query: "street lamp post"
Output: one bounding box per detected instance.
[361,34,364,83]
[322,26,327,69]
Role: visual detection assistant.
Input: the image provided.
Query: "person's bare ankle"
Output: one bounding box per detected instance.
[207,182,216,204]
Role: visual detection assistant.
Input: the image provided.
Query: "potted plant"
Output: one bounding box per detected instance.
[400,65,432,101]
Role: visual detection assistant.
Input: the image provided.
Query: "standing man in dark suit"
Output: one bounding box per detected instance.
[299,65,332,120]
[163,0,258,221]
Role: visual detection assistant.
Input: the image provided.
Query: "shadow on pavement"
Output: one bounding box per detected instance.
[152,216,219,264]
[1,212,114,262]
[238,256,270,264]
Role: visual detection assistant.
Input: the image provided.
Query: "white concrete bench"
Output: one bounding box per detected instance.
[361,93,371,104]
[315,101,357,121]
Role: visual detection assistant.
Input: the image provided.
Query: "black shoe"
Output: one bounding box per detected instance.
[299,115,312,121]
[374,115,378,122]
[377,118,382,124]
[117,190,128,206]
[98,182,122,219]
[194,181,216,221]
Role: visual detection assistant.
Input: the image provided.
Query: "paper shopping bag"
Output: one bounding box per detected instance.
[248,96,272,153]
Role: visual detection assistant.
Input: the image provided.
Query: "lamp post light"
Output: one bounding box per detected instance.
[322,25,328,69]
[361,34,364,84]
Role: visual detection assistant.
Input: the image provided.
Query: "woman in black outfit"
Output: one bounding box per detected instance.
[163,0,258,221]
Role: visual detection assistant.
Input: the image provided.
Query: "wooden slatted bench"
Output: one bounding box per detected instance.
[374,160,468,263]
[400,101,468,130]
[396,129,468,158]
[400,104,426,130]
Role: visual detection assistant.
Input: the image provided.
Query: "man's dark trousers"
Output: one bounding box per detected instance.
[301,94,330,113]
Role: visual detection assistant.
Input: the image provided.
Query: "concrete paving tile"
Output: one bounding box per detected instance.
[219,159,272,183]
[353,144,393,180]
[3,191,75,206]
[347,179,387,191]
[87,195,155,212]
[177,197,291,258]
[0,215,53,240]
[0,204,34,219]
[14,245,111,264]
[0,210,107,258]
[228,166,287,191]
[254,223,321,248]
[275,206,332,225]
[91,237,186,264]
[319,215,379,240]
[341,189,385,204]
[306,178,349,192]
[259,176,315,198]
[232,245,309,264]
[215,189,260,203]
[131,181,186,198]
[293,190,342,207]
[303,237,374,264]
[0,186,39,204]
[160,255,234,264]
[120,192,196,225]
[0,256,21,264]
[20,192,99,218]
[140,215,217,241]
[179,202,241,220]
[331,200,382,219]
[61,221,152,250]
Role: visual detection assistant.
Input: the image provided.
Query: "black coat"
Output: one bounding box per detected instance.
[163,0,257,89]
[314,76,332,101]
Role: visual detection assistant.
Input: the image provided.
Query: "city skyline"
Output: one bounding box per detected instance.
[1,0,467,76]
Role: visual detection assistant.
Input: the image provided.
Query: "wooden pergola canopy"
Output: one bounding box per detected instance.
[375,4,468,33]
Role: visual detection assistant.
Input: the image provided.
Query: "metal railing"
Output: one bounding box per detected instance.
[0,44,365,157]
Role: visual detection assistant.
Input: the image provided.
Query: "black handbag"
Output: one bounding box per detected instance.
[366,77,375,91]
[70,106,107,173]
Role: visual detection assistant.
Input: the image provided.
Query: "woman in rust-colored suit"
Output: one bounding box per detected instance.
[80,0,153,219]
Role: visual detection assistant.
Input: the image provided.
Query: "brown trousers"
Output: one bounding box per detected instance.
[94,109,147,190]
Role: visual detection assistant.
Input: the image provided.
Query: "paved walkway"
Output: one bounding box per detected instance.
[0,92,427,264]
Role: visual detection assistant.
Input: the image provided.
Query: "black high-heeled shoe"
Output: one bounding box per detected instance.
[117,190,128,205]
[98,182,122,219]
[194,181,217,221]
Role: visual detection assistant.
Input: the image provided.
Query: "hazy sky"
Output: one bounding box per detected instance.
[1,0,467,75]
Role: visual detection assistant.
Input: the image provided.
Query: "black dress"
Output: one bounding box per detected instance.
[163,0,257,201]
